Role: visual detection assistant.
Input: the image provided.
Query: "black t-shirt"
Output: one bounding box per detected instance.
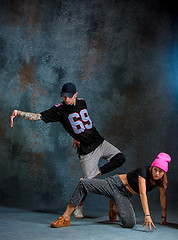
[40,98,104,155]
[127,166,161,193]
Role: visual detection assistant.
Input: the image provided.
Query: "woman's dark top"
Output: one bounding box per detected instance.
[127,166,161,193]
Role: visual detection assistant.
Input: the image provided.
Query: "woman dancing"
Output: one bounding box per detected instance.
[51,152,171,230]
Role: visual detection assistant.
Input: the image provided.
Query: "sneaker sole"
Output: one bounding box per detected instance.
[51,222,71,228]
[73,214,84,219]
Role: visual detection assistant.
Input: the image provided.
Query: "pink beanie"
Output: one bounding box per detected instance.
[151,152,171,172]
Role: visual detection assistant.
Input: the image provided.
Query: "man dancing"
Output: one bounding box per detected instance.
[10,82,126,218]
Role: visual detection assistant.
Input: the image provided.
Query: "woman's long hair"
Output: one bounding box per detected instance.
[149,167,167,190]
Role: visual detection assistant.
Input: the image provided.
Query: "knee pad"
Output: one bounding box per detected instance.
[110,153,126,167]
[100,153,126,175]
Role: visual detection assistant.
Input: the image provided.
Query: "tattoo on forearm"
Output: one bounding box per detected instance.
[17,111,41,121]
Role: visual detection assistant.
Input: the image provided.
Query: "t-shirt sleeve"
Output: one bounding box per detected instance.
[40,106,62,123]
[138,167,147,179]
[81,99,87,109]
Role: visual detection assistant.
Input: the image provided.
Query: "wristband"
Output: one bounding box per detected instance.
[145,215,150,217]
[161,216,166,218]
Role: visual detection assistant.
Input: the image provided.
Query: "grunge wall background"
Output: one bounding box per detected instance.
[0,0,177,212]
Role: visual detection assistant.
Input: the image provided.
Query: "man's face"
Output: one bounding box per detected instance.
[62,92,78,105]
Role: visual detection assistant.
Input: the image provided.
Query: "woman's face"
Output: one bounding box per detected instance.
[152,167,165,180]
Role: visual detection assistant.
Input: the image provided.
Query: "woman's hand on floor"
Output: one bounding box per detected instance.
[143,215,156,231]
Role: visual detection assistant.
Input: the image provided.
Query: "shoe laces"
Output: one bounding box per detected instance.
[77,206,83,212]
[56,216,70,224]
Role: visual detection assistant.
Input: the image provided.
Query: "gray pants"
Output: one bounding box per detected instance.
[69,175,136,228]
[79,140,121,179]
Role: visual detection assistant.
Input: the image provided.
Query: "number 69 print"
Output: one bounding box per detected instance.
[68,109,93,134]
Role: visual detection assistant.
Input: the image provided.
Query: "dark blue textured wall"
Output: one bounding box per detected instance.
[0,0,178,211]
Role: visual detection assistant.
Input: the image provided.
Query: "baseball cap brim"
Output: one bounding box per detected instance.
[61,92,74,98]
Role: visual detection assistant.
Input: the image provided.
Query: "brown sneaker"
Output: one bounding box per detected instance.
[51,216,71,228]
[109,200,117,222]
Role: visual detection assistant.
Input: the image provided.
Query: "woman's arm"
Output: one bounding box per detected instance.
[10,110,41,127]
[138,175,156,230]
[159,187,167,224]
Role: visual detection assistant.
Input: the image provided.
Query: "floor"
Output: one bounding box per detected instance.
[0,206,178,240]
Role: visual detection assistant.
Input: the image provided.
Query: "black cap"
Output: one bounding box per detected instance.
[61,83,77,98]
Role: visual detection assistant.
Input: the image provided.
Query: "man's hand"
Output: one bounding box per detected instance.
[10,110,17,128]
[10,110,41,127]
[72,138,80,149]
[143,216,156,231]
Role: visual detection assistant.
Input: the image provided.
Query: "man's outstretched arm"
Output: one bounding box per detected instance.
[10,110,41,127]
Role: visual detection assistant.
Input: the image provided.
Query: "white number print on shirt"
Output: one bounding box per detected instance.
[68,109,92,134]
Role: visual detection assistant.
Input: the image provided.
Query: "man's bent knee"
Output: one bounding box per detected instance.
[100,153,126,175]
